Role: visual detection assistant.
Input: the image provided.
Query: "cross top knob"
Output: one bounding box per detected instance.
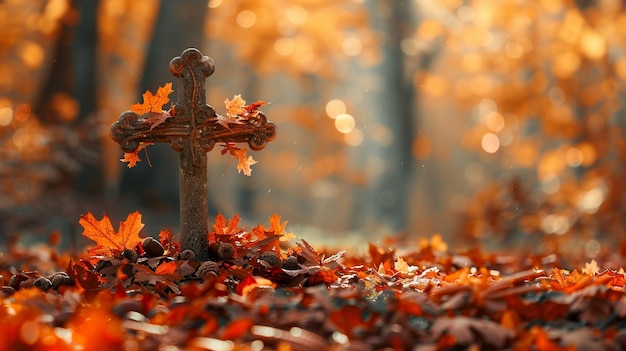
[110,48,277,260]
[169,48,215,129]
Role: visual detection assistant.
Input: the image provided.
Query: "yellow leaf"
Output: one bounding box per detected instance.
[394,257,409,274]
[224,94,246,116]
[234,148,258,176]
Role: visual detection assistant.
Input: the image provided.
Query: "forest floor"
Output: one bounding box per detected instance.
[1,210,626,351]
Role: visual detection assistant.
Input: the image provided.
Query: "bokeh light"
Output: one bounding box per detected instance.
[325,99,346,119]
[481,133,500,153]
[286,5,308,25]
[344,128,363,146]
[274,37,295,56]
[334,113,355,134]
[342,37,362,56]
[236,10,256,28]
[0,107,12,126]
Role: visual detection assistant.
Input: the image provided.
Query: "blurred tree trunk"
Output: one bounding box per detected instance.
[95,0,160,198]
[385,1,415,232]
[355,1,415,233]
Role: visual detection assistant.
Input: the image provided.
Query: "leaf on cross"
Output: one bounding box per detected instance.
[145,111,173,131]
[224,94,247,116]
[80,211,144,256]
[131,82,174,115]
[234,148,258,176]
[221,143,258,176]
[214,114,244,130]
[121,151,141,168]
[245,100,267,113]
[121,142,152,168]
[224,94,267,119]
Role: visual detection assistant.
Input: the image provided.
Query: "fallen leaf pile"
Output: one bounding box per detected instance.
[2,212,626,350]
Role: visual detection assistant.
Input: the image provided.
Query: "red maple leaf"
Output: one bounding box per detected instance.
[245,100,267,113]
[159,228,180,256]
[72,260,101,292]
[79,211,144,256]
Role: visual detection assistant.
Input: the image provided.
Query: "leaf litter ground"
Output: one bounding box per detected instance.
[2,211,626,350]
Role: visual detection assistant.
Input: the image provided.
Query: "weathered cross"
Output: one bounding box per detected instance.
[110,48,277,261]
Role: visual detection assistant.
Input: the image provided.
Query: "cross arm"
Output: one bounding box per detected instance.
[110,109,276,154]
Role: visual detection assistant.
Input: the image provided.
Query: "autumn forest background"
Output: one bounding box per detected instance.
[1,0,625,263]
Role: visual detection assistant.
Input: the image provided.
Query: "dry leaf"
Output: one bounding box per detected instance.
[224,94,246,116]
[130,82,174,115]
[80,211,144,255]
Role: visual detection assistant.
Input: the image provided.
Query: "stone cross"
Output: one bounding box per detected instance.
[110,48,277,260]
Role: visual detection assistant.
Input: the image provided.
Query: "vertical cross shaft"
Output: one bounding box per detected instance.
[170,49,214,261]
[110,48,277,261]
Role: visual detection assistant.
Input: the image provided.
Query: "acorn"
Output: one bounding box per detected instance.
[258,251,282,268]
[113,299,145,317]
[8,274,26,290]
[179,249,196,261]
[1,286,15,296]
[142,237,164,257]
[33,277,53,292]
[210,242,235,260]
[50,272,73,289]
[195,261,220,278]
[283,255,300,270]
[95,259,113,272]
[121,248,139,263]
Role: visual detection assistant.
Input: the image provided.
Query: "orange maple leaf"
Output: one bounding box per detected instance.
[121,151,141,168]
[267,213,287,234]
[80,211,144,256]
[249,213,290,257]
[213,212,243,235]
[120,142,152,168]
[130,82,174,115]
[234,148,258,176]
[155,260,180,275]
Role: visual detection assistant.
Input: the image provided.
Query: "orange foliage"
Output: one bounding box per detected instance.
[3,210,626,349]
[79,211,144,256]
[130,82,174,115]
